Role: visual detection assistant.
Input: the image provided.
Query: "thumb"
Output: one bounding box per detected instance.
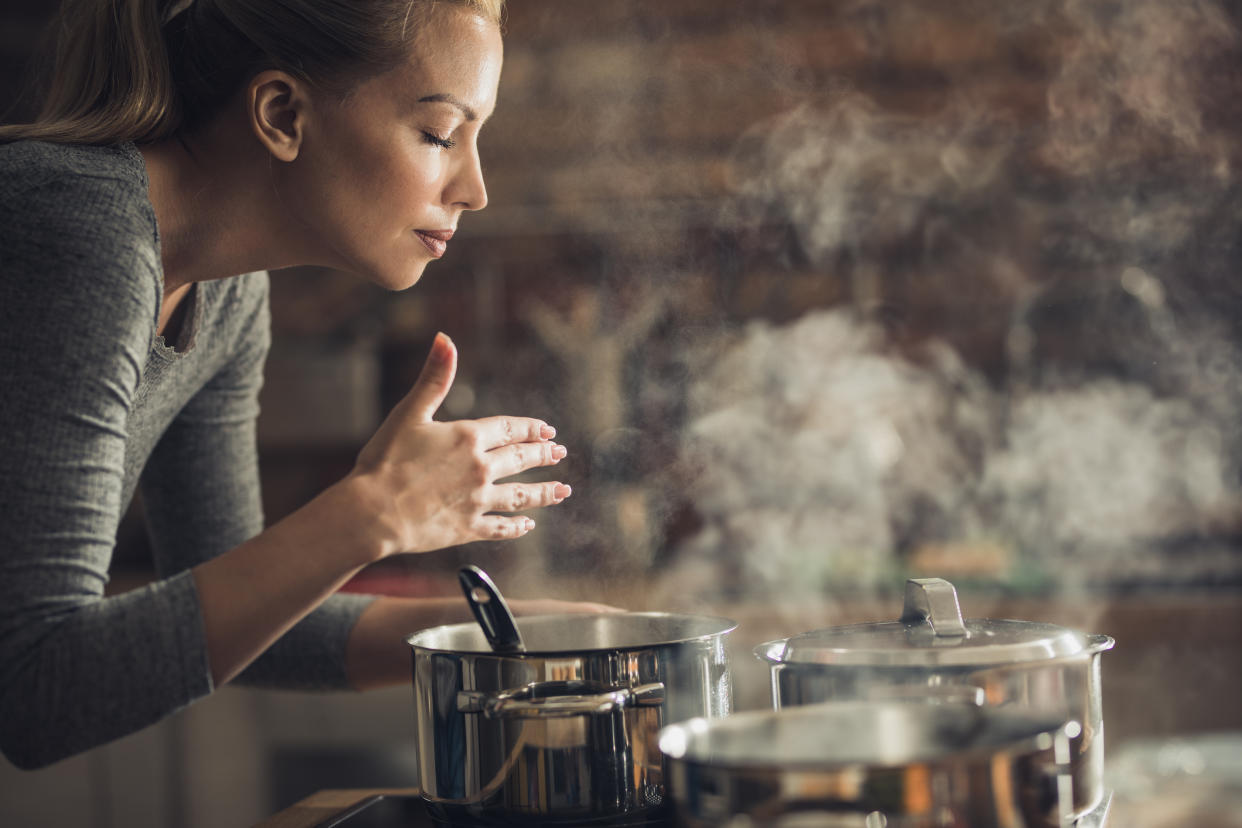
[402,332,458,423]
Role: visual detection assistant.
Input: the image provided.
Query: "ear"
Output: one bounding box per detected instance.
[248,70,307,162]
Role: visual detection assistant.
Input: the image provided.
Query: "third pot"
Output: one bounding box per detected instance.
[660,700,1080,828]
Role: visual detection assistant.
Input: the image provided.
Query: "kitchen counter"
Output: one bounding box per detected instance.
[254,788,417,828]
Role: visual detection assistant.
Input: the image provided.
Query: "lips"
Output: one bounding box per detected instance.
[414,228,453,258]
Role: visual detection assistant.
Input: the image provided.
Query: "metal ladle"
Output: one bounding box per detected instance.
[458,565,527,653]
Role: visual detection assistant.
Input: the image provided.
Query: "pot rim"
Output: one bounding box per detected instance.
[754,621,1114,668]
[407,610,739,656]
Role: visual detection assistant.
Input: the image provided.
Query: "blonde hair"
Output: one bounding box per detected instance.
[0,0,505,145]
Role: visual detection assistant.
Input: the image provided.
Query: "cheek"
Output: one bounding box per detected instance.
[359,151,444,225]
[392,163,440,206]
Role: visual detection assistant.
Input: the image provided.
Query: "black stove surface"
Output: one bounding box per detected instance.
[315,794,670,828]
[315,795,430,828]
[317,793,1110,828]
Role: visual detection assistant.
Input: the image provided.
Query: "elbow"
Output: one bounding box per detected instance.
[0,682,76,771]
[0,727,62,772]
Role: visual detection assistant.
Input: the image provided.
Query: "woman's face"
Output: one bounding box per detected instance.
[281,7,503,290]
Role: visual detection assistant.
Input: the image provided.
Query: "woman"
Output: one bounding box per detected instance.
[0,0,604,771]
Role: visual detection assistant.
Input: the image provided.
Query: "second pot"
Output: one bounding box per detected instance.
[755,578,1113,819]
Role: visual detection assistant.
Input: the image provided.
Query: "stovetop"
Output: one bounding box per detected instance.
[314,795,429,828]
[316,792,1111,827]
[314,794,669,828]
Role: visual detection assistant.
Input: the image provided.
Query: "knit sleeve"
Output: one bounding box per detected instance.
[138,273,375,691]
[0,165,215,770]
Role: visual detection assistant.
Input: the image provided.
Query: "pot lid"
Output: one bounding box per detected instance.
[758,578,1112,668]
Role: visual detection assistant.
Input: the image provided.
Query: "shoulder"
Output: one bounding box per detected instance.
[0,140,150,208]
[0,142,160,349]
[0,140,157,255]
[0,140,147,186]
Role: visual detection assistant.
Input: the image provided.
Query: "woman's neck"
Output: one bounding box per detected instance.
[139,124,302,294]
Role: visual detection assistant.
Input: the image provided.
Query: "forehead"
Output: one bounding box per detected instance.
[386,7,504,117]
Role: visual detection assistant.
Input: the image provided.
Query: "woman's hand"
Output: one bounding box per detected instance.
[193,334,575,688]
[348,332,571,557]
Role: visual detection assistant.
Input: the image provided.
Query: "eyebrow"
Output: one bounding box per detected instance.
[418,93,479,122]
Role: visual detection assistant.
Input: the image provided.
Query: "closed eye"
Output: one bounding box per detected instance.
[422,131,457,150]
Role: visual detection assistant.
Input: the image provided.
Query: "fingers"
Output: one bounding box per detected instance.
[487,439,568,481]
[488,481,572,513]
[473,415,557,451]
[398,332,458,424]
[474,514,538,540]
[461,481,571,545]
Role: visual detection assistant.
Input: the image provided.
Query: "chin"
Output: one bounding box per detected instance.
[362,260,432,292]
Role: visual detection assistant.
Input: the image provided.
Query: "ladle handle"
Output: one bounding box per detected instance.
[900,577,968,638]
[458,565,527,653]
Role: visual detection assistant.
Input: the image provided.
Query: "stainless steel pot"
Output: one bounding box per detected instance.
[408,611,737,825]
[659,701,1080,828]
[755,579,1113,819]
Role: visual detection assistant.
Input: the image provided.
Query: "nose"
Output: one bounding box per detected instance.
[446,144,488,212]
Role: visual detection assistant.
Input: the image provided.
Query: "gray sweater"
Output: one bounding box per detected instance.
[0,140,373,770]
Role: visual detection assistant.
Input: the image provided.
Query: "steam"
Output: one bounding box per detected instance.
[725,95,1019,261]
[984,382,1233,550]
[665,0,1242,600]
[674,313,1242,600]
[677,312,995,593]
[1042,0,1236,175]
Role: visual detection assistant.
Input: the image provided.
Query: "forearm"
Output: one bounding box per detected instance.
[344,596,475,690]
[192,477,386,687]
[234,593,375,689]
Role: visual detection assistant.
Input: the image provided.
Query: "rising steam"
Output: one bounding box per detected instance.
[670,0,1242,600]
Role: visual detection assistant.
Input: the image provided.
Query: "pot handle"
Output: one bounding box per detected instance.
[458,681,666,719]
[900,577,968,638]
[1085,633,1116,654]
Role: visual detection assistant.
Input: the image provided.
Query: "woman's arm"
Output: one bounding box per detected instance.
[0,245,561,769]
[0,159,216,769]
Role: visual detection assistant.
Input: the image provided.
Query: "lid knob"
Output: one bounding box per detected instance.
[900,578,968,638]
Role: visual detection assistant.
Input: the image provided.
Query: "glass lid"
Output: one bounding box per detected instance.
[758,578,1098,668]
